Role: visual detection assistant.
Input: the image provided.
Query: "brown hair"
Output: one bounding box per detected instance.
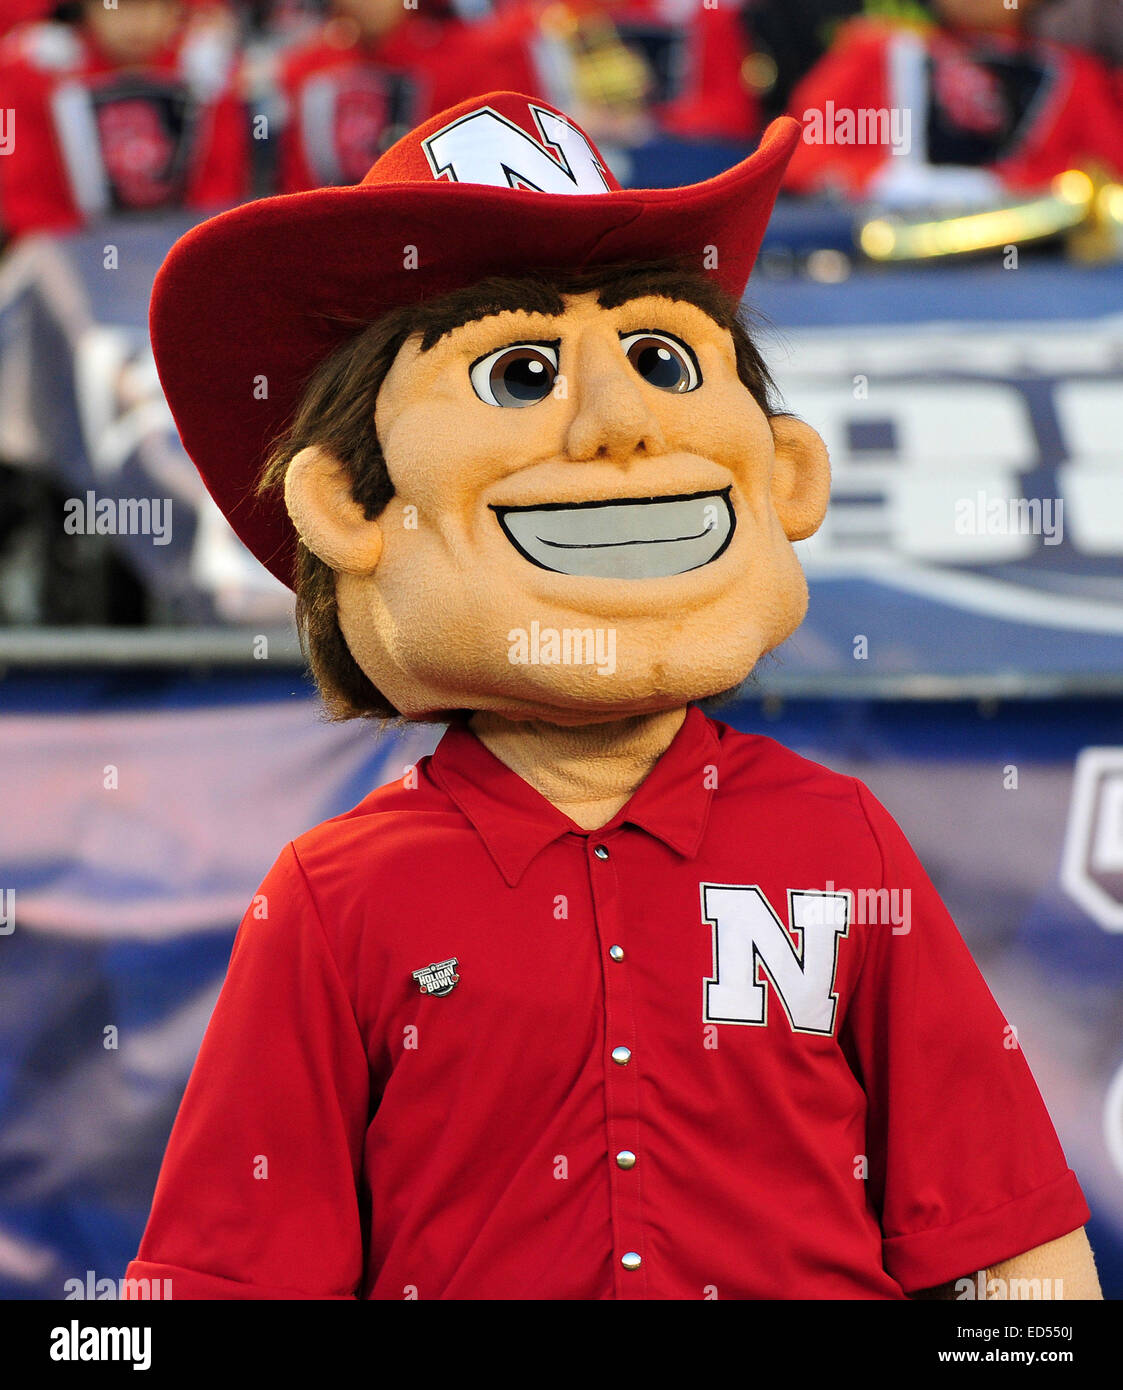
[257,259,782,722]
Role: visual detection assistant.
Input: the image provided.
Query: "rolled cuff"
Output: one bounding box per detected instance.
[883,1169,1091,1293]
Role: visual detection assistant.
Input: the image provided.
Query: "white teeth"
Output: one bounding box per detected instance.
[494,489,735,579]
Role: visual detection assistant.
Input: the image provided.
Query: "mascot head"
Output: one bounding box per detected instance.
[152,93,829,724]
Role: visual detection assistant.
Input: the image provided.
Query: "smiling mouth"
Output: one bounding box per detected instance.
[491,488,735,579]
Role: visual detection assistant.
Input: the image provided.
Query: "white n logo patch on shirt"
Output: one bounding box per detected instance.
[701,883,850,1036]
[421,104,610,194]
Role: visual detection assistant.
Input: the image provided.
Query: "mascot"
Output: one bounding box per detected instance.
[126,92,1099,1300]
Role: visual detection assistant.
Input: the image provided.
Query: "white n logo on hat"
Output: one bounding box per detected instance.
[422,104,610,195]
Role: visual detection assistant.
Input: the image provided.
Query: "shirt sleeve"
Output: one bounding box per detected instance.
[841,781,1090,1294]
[123,843,371,1299]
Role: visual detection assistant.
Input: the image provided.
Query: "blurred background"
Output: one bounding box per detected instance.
[1,0,1122,1300]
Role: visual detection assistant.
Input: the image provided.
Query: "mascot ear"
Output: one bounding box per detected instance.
[284,445,383,575]
[768,415,831,542]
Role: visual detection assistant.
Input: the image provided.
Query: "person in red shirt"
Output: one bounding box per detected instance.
[783,0,1123,204]
[609,0,761,142]
[474,0,761,146]
[0,0,249,239]
[124,91,1100,1299]
[273,0,520,192]
[126,708,1098,1299]
[0,0,52,41]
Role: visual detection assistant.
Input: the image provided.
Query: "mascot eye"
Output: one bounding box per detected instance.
[470,342,559,407]
[620,331,700,393]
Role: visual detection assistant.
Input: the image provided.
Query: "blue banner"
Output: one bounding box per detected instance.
[751,262,1123,685]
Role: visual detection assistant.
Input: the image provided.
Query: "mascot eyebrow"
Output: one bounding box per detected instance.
[411,262,745,352]
[257,260,781,725]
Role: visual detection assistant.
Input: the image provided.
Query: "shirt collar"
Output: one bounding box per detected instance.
[427,704,721,887]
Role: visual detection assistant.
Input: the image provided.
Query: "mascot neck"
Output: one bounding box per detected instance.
[468,707,688,831]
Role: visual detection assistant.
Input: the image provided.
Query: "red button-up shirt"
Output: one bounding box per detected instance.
[126,705,1088,1299]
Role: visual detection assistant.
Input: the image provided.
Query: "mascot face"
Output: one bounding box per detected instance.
[288,288,829,723]
[151,91,816,724]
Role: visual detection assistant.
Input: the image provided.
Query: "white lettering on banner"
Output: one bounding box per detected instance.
[422,105,609,194]
[1054,381,1123,556]
[767,320,1123,636]
[1061,747,1123,931]
[783,380,1036,563]
[701,884,850,1036]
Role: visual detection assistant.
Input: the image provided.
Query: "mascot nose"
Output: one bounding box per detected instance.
[563,338,667,465]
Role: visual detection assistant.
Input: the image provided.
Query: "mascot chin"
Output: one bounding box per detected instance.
[126,92,1099,1302]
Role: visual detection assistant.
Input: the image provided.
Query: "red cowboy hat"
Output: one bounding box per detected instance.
[151,92,802,589]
